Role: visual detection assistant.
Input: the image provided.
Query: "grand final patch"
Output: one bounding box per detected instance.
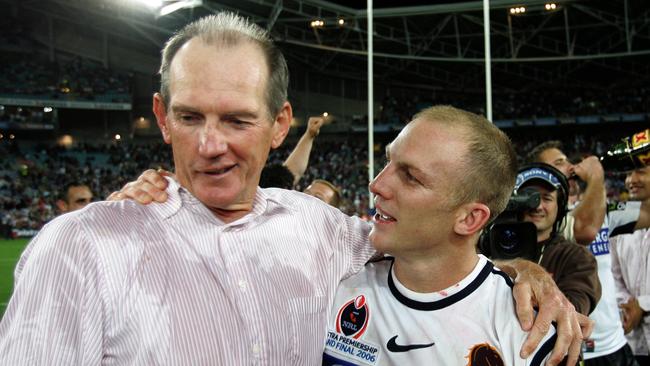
[465,343,505,366]
[336,295,370,339]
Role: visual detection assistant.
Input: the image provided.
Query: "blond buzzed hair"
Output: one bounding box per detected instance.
[414,105,518,222]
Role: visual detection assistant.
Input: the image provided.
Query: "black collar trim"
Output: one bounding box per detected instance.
[387,259,494,311]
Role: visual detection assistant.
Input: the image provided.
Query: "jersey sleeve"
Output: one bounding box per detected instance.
[492,279,556,366]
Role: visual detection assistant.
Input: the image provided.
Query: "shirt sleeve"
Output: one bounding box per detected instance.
[610,235,634,304]
[492,283,555,366]
[0,215,105,365]
[334,213,375,279]
[554,243,601,315]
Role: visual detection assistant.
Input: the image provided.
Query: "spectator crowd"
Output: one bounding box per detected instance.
[0,127,636,237]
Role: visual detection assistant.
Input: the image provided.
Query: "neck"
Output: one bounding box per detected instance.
[537,229,551,243]
[209,206,253,223]
[392,241,479,293]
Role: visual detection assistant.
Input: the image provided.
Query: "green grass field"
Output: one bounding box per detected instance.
[0,238,30,318]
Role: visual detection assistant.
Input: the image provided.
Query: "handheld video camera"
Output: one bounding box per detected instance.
[479,163,568,261]
[478,187,540,261]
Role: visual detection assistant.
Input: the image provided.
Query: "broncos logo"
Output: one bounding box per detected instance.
[465,343,505,366]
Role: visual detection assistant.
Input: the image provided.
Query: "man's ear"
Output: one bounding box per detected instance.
[56,199,68,213]
[454,203,491,236]
[271,101,292,149]
[153,93,171,144]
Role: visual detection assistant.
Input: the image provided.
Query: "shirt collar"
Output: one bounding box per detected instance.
[159,178,294,226]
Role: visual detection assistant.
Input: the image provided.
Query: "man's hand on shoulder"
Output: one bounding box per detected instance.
[107,169,172,204]
[496,258,591,366]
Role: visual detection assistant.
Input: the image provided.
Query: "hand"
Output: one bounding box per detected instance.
[306,116,326,138]
[620,298,644,334]
[107,169,172,204]
[573,156,604,184]
[498,259,585,366]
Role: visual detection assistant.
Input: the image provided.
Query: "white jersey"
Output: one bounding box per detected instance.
[582,211,628,359]
[323,255,555,366]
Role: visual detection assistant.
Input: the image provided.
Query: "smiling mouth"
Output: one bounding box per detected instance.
[374,210,396,223]
[202,165,236,176]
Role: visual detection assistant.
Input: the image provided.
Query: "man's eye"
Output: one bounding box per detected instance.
[179,114,200,123]
[404,170,419,184]
[228,118,252,127]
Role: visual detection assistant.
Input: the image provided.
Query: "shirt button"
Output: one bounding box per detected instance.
[238,280,248,291]
[252,343,261,355]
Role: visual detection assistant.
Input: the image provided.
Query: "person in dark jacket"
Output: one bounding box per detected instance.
[517,163,602,316]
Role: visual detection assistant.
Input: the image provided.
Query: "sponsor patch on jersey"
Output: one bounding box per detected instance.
[465,343,505,366]
[588,228,610,256]
[324,330,380,366]
[336,295,370,338]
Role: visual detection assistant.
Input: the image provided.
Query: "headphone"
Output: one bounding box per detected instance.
[515,162,569,236]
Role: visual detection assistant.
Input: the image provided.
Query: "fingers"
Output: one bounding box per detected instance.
[106,191,123,201]
[109,169,170,204]
[577,313,594,339]
[521,307,552,358]
[559,309,583,366]
[573,156,604,181]
[157,168,176,180]
[522,290,566,359]
[142,169,170,190]
[513,282,535,332]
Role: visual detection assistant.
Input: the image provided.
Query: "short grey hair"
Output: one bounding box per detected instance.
[159,12,289,117]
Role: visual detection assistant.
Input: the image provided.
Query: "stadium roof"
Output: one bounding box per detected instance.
[3,0,650,92]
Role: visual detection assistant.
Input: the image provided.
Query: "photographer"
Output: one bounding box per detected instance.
[515,164,601,316]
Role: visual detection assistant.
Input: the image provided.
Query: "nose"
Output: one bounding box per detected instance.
[369,164,392,200]
[198,122,228,158]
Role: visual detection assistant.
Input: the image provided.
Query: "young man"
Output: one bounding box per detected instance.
[609,166,650,365]
[56,181,93,213]
[323,107,554,365]
[517,164,600,316]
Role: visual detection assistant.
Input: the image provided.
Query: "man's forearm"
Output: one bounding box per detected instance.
[283,132,315,185]
[571,182,606,245]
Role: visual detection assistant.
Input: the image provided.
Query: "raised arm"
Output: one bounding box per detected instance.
[571,156,606,245]
[283,116,325,185]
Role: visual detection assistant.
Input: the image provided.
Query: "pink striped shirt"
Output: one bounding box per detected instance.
[0,178,374,365]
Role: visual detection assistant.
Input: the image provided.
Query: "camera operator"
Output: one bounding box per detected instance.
[516,163,601,317]
[529,142,640,366]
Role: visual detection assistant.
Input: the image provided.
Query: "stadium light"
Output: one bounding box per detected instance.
[509,6,526,14]
[338,19,345,26]
[58,135,73,148]
[9,134,15,140]
[310,19,325,28]
[0,133,3,139]
[323,112,329,117]
[44,107,53,113]
[115,134,122,141]
[545,3,557,10]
